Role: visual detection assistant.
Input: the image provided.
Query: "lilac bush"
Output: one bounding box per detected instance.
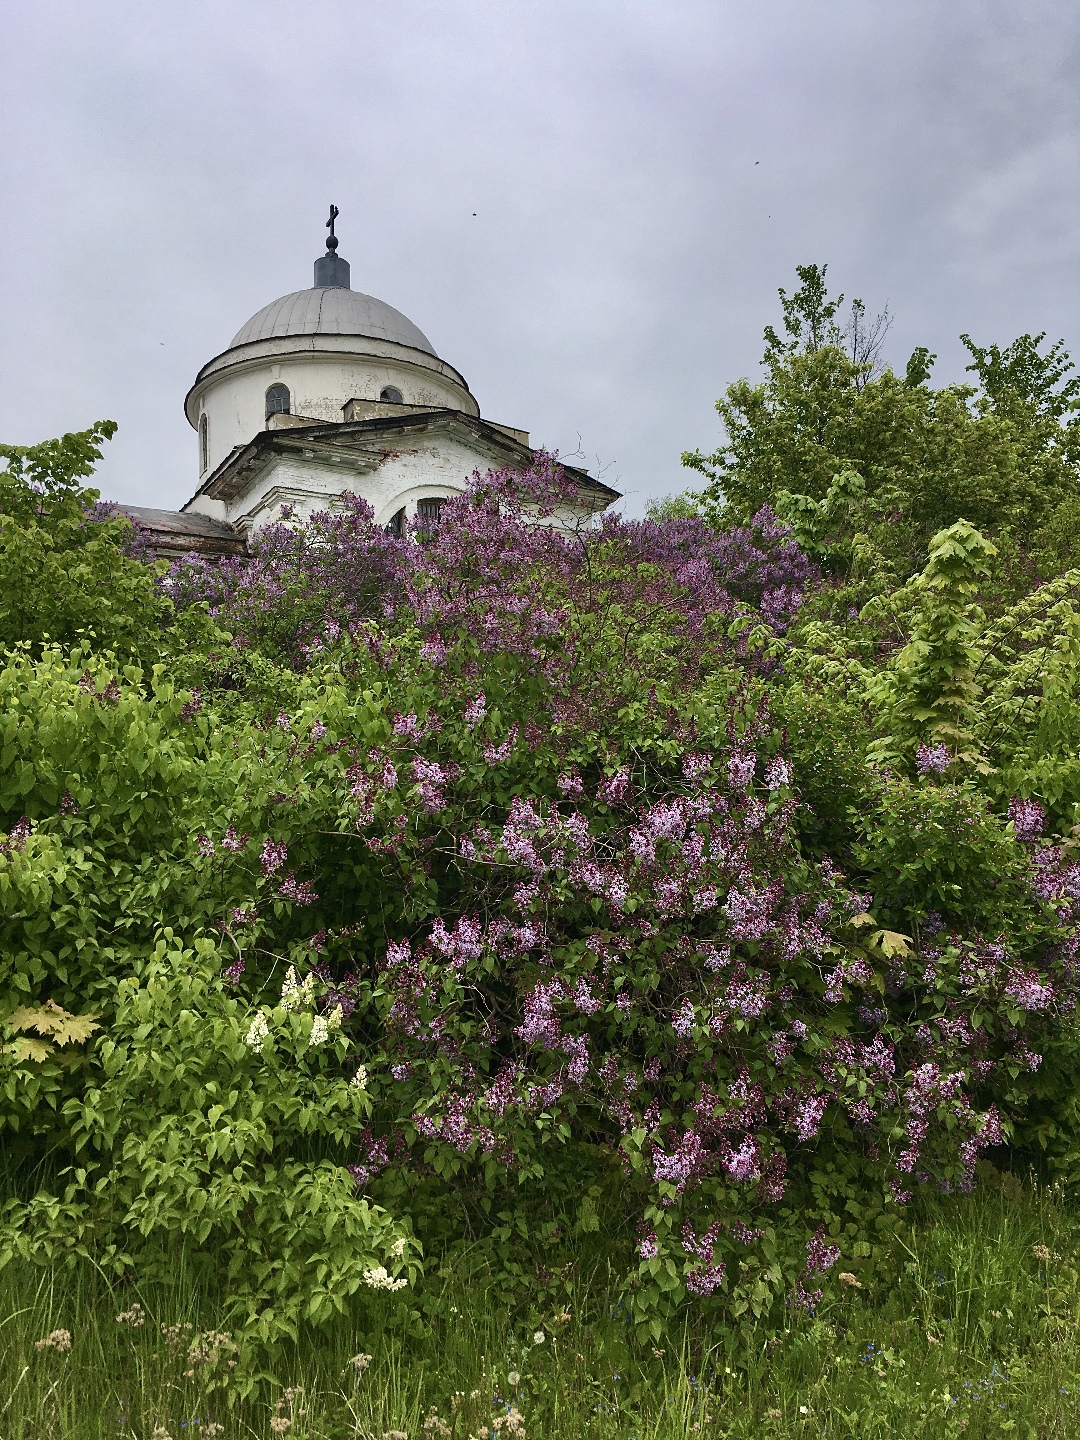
[178,655,1080,1332]
[6,455,1080,1344]
[162,456,818,676]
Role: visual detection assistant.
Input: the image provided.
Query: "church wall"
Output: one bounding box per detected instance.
[218,433,502,533]
[194,352,476,476]
[193,434,609,539]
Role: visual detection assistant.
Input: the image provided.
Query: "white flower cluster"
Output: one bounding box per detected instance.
[350,1064,368,1090]
[245,1012,270,1050]
[308,1004,343,1050]
[280,965,315,1012]
[362,1265,409,1292]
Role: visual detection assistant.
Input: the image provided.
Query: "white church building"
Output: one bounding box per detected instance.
[123,211,618,558]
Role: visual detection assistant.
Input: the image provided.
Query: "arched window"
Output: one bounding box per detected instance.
[379,385,404,404]
[265,383,291,420]
[384,507,406,538]
[199,414,209,473]
[416,497,444,528]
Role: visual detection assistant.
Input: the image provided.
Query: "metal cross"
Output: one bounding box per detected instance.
[326,204,339,239]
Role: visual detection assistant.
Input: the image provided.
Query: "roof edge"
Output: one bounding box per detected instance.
[181,410,621,511]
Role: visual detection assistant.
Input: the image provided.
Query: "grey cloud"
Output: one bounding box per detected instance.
[0,0,1076,514]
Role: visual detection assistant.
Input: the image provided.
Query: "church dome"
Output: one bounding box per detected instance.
[229,287,437,356]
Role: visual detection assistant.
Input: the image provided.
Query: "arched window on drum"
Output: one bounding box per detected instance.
[265,383,291,420]
[199,414,209,473]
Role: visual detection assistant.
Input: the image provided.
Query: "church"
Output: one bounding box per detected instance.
[122,210,619,558]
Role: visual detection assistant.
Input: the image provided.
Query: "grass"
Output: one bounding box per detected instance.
[2,1169,1080,1438]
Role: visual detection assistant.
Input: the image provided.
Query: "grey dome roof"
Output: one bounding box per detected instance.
[229,287,437,355]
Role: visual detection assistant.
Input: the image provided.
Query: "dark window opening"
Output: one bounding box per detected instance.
[417,497,444,527]
[265,383,291,420]
[385,507,406,538]
[380,385,404,404]
[199,414,209,472]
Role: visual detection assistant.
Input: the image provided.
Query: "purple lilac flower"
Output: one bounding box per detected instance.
[805,1226,841,1275]
[279,873,318,906]
[1009,795,1046,843]
[463,693,487,729]
[916,743,950,775]
[260,838,288,875]
[727,750,756,791]
[763,755,793,789]
[1004,967,1054,1011]
[597,768,631,805]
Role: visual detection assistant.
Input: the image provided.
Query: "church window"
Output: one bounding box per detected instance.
[265,383,291,420]
[380,385,404,404]
[199,414,209,473]
[385,507,406,538]
[417,497,444,526]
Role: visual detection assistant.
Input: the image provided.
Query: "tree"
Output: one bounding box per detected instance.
[683,267,1080,582]
[0,423,168,655]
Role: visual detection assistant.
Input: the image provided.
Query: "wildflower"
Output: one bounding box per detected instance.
[493,1408,526,1436]
[35,1328,72,1352]
[532,1330,545,1345]
[245,1011,270,1050]
[507,1370,521,1386]
[270,1419,291,1435]
[349,1352,373,1373]
[837,1272,862,1288]
[115,1301,146,1326]
[151,1429,174,1440]
[1032,1244,1052,1262]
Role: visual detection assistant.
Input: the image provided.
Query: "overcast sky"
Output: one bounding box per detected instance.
[1,0,1077,515]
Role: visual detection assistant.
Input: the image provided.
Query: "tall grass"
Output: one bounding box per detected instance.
[2,1170,1078,1438]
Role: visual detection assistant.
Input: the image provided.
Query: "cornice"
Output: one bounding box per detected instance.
[184,334,474,429]
[180,410,620,512]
